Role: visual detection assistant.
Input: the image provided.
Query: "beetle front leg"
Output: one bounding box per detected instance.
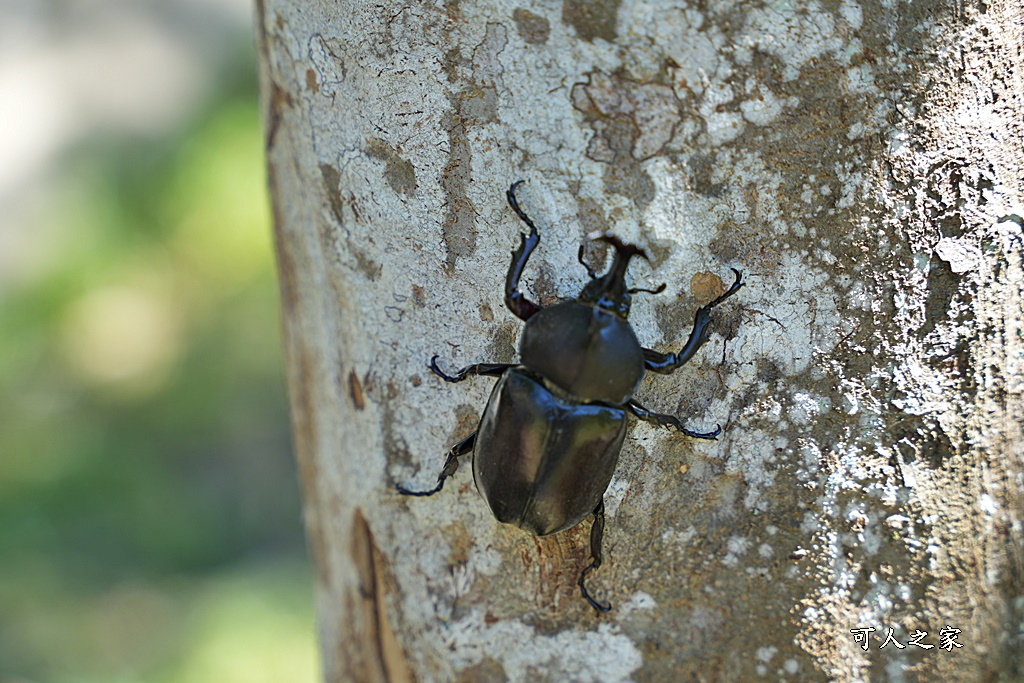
[504,181,542,321]
[396,431,476,497]
[429,355,514,383]
[627,399,722,440]
[644,268,744,374]
[578,499,612,613]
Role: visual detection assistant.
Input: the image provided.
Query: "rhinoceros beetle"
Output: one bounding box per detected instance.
[399,181,743,611]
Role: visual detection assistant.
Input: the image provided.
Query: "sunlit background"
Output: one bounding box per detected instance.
[0,1,317,682]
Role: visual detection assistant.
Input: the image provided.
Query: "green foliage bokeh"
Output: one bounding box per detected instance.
[0,56,316,683]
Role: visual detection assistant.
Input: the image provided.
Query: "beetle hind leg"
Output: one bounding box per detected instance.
[396,432,475,497]
[578,500,612,613]
[627,400,722,440]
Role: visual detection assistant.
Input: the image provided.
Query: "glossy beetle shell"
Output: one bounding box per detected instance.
[519,300,645,405]
[473,368,627,536]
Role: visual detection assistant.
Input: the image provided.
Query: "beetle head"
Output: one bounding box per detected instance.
[577,233,649,318]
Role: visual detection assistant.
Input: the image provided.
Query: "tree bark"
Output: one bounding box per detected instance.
[256,0,1024,680]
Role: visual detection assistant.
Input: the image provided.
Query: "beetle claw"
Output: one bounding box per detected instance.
[579,562,612,613]
[428,355,458,382]
[583,593,612,613]
[396,432,474,497]
[682,424,722,440]
[709,268,744,306]
[396,480,445,497]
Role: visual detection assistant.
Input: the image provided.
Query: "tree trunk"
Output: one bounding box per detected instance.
[256,0,1024,680]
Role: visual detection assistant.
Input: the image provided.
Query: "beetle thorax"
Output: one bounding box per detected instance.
[519,300,645,405]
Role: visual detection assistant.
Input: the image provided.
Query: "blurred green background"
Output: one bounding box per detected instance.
[0,3,316,682]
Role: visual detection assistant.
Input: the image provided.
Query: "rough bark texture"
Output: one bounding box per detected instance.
[256,0,1024,681]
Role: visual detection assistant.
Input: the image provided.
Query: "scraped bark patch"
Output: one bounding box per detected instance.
[366,138,418,196]
[344,509,417,683]
[562,0,619,43]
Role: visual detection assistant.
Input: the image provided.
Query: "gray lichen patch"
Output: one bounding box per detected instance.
[685,154,728,198]
[457,86,500,126]
[562,0,619,43]
[365,138,418,196]
[605,440,820,680]
[572,70,681,162]
[319,163,346,227]
[320,162,381,279]
[485,321,520,365]
[573,195,613,238]
[512,8,551,45]
[569,69,688,210]
[439,91,478,269]
[436,22,510,270]
[589,115,656,208]
[472,22,509,83]
[918,255,962,340]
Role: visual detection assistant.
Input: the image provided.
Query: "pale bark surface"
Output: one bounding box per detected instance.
[256,0,1024,680]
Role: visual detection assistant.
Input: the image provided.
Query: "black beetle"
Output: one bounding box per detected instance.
[399,181,743,611]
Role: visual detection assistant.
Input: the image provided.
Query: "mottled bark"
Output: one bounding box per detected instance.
[256,0,1024,681]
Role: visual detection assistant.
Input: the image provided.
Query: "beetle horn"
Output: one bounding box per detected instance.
[578,232,649,317]
[587,231,650,262]
[590,233,649,288]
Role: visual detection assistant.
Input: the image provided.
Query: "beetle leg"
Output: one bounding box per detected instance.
[627,399,722,440]
[429,355,514,383]
[579,499,612,612]
[505,181,542,321]
[643,268,744,374]
[396,431,476,497]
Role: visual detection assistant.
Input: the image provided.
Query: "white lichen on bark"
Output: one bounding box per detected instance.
[258,0,1024,680]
